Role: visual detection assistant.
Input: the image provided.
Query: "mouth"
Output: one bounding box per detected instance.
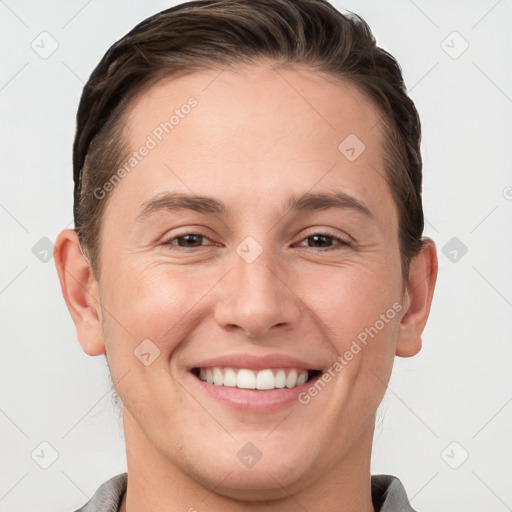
[191,367,323,390]
[186,353,326,412]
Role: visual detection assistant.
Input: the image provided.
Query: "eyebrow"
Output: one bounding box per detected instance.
[135,190,374,222]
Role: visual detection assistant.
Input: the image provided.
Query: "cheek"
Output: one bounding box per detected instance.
[306,260,401,336]
[305,260,401,385]
[99,264,204,413]
[102,261,219,360]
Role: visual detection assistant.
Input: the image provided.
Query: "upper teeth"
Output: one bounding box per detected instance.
[198,367,309,390]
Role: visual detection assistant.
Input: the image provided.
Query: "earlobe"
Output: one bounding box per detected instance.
[54,229,106,356]
[396,237,438,358]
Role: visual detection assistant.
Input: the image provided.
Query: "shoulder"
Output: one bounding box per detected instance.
[72,472,127,512]
[371,474,417,512]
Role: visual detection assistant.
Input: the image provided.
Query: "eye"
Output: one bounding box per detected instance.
[296,232,351,251]
[162,233,213,249]
[161,231,351,251]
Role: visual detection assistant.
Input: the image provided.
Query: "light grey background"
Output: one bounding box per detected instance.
[1,1,511,511]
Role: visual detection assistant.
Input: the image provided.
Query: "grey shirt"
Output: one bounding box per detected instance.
[73,472,417,511]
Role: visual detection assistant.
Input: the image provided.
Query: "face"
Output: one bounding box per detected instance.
[85,62,410,498]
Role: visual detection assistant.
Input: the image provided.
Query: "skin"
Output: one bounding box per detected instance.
[55,60,437,512]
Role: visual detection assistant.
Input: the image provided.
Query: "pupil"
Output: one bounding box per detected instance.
[181,234,201,246]
[311,235,330,247]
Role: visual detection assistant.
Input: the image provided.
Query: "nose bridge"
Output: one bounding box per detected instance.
[236,237,282,302]
[214,235,301,337]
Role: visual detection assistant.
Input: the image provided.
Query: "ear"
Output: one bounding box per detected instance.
[396,237,438,357]
[54,229,106,356]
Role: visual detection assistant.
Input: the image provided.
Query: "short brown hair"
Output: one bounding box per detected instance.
[73,0,424,284]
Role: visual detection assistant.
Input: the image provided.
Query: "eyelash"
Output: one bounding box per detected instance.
[161,231,351,252]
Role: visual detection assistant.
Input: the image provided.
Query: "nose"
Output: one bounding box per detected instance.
[213,242,303,339]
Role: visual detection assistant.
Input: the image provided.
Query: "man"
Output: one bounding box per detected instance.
[54,0,438,510]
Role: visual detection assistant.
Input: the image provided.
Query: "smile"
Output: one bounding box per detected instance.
[193,367,322,390]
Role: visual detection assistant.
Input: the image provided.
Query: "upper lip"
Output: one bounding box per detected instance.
[190,353,324,371]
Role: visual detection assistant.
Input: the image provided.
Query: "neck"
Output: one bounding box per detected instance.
[119,409,376,512]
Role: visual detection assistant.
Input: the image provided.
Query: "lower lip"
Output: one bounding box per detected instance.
[189,371,322,412]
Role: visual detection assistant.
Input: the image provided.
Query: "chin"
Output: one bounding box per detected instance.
[184,444,316,501]
[200,466,309,502]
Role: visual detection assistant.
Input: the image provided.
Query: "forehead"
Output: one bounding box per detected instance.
[123,62,384,154]
[104,62,395,230]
